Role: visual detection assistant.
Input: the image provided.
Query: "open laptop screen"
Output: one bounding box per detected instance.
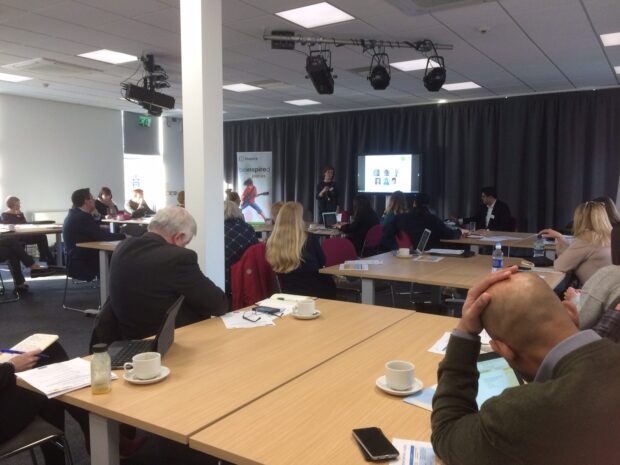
[154,295,184,355]
[416,228,431,253]
[322,212,338,228]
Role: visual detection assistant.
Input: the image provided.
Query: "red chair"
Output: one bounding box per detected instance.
[360,224,383,257]
[339,210,351,223]
[230,243,276,310]
[395,231,413,248]
[321,237,358,266]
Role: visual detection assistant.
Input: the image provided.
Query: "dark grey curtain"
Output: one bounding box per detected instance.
[224,88,620,231]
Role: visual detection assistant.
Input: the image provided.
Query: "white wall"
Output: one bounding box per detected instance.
[163,116,184,206]
[0,95,124,218]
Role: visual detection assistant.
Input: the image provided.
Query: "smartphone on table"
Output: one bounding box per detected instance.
[352,427,399,461]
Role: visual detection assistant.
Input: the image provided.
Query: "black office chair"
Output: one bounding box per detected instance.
[61,251,99,316]
[0,416,73,465]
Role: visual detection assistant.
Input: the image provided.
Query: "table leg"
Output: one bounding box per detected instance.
[99,250,109,304]
[55,232,63,266]
[361,279,375,305]
[89,413,119,465]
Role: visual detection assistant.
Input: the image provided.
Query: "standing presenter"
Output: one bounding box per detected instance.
[316,165,339,218]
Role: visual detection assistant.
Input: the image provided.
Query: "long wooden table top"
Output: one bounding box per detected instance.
[442,229,556,250]
[102,218,152,225]
[57,300,413,443]
[0,224,62,235]
[252,222,342,236]
[190,312,457,465]
[320,252,565,290]
[76,240,122,252]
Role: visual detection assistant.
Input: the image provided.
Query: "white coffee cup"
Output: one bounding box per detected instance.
[295,299,315,316]
[397,248,410,257]
[123,352,161,380]
[385,360,415,391]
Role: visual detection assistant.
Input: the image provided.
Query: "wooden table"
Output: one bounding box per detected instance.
[76,241,121,303]
[57,300,413,465]
[0,224,64,266]
[442,230,556,257]
[252,222,342,238]
[189,312,457,465]
[320,252,565,304]
[102,217,151,233]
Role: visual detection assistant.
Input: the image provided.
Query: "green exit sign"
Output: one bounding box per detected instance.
[138,114,152,127]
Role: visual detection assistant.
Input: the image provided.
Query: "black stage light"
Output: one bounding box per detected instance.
[306,52,334,95]
[423,55,446,92]
[368,52,391,90]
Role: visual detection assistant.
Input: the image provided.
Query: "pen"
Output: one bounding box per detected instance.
[0,349,49,358]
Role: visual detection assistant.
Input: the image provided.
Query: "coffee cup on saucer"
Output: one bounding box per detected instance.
[123,352,161,380]
[295,299,316,317]
[385,360,415,391]
[396,248,411,257]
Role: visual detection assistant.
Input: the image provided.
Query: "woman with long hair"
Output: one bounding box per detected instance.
[540,201,612,284]
[266,202,336,298]
[380,191,407,250]
[337,194,379,255]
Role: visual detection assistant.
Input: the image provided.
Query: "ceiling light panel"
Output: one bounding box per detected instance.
[600,32,620,47]
[0,72,32,82]
[79,49,138,64]
[615,66,620,74]
[275,2,354,29]
[285,99,321,106]
[442,81,481,91]
[392,58,437,72]
[222,83,262,92]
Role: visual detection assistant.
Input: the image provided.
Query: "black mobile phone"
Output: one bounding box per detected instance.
[252,306,282,316]
[352,427,399,461]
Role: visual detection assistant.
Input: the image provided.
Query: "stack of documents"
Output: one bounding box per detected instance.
[16,358,117,398]
[0,334,58,363]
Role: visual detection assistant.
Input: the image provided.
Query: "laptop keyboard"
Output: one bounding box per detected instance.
[110,340,153,368]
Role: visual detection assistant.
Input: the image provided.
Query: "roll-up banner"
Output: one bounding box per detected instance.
[236,151,272,223]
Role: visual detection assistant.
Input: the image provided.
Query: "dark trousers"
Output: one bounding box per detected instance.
[0,237,35,285]
[19,234,55,264]
[0,343,89,465]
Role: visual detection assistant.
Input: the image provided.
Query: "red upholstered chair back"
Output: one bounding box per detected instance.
[361,224,383,256]
[230,242,276,310]
[339,210,351,223]
[321,237,358,267]
[395,231,413,248]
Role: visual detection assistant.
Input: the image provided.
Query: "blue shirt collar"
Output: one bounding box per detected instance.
[534,330,600,383]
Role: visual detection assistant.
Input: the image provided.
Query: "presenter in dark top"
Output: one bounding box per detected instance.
[316,165,339,217]
[465,186,513,231]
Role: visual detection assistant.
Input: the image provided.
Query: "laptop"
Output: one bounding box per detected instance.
[108,296,184,369]
[411,228,431,255]
[322,212,338,229]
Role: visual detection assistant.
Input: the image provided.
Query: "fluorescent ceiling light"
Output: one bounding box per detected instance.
[600,32,620,47]
[78,49,137,64]
[285,99,321,106]
[222,83,262,92]
[437,99,448,104]
[392,58,437,72]
[615,66,620,74]
[0,72,32,82]
[276,2,354,28]
[442,81,480,91]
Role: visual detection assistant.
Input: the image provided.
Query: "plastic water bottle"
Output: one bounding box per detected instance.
[491,242,504,273]
[91,343,112,394]
[533,234,545,257]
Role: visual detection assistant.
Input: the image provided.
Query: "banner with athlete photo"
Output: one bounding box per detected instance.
[236,151,272,223]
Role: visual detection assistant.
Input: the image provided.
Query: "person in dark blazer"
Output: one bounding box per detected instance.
[337,194,379,256]
[467,186,513,231]
[108,206,228,340]
[316,165,339,218]
[62,188,125,281]
[384,193,465,250]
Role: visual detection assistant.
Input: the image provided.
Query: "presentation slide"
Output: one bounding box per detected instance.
[357,154,420,193]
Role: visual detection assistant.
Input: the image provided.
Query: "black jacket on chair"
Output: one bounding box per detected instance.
[62,208,125,280]
[108,232,228,340]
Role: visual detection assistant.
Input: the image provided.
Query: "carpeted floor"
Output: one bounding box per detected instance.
[0,270,458,465]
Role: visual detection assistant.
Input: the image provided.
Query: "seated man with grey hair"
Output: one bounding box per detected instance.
[108,206,227,340]
[224,200,257,294]
[431,269,620,465]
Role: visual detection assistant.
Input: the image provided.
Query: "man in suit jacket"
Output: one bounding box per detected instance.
[468,186,513,231]
[431,270,620,465]
[63,188,125,280]
[109,206,227,340]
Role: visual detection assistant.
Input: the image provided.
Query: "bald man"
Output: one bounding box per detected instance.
[431,269,620,465]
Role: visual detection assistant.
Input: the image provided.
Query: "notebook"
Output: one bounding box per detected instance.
[476,352,523,408]
[108,296,184,369]
[322,212,338,229]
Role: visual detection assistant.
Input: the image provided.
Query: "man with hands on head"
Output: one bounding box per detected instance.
[431,268,620,465]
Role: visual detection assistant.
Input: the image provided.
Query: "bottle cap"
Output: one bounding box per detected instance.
[92,343,108,353]
[495,242,501,248]
[537,234,543,239]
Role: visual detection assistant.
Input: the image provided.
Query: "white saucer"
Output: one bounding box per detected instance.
[375,376,423,396]
[395,254,413,259]
[292,310,321,320]
[123,366,170,385]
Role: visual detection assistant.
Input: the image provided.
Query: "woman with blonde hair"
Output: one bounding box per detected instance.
[266,202,336,298]
[540,201,612,284]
